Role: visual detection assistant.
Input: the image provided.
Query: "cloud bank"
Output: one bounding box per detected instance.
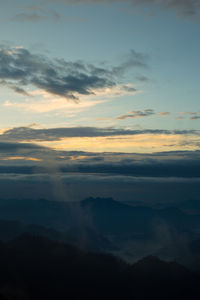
[1,126,199,141]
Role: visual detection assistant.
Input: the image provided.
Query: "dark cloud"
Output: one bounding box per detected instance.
[0,170,199,205]
[1,161,200,178]
[0,141,44,152]
[0,46,147,101]
[70,159,200,178]
[0,140,199,204]
[0,141,52,162]
[1,126,200,142]
[0,147,200,179]
[0,150,200,207]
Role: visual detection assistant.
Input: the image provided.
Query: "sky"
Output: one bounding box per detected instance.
[0,0,200,203]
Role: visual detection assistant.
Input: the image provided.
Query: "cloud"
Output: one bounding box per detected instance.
[0,169,199,204]
[11,4,61,23]
[179,111,200,115]
[176,116,185,120]
[1,157,200,179]
[177,111,200,120]
[96,117,111,121]
[1,156,41,162]
[0,141,44,152]
[0,80,30,96]
[157,112,170,116]
[190,115,200,120]
[111,49,149,76]
[44,0,200,19]
[0,140,200,179]
[3,83,137,114]
[164,0,200,17]
[0,138,199,204]
[1,126,200,154]
[116,109,155,120]
[1,126,199,142]
[12,11,61,23]
[65,159,200,178]
[0,141,50,164]
[136,75,149,82]
[116,109,170,120]
[12,5,87,24]
[4,95,103,114]
[0,46,147,102]
[1,125,200,155]
[0,141,52,156]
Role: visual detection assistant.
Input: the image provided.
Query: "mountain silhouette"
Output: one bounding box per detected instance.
[0,234,199,300]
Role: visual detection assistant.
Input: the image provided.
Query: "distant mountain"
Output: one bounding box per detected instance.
[0,234,199,300]
[0,197,156,236]
[0,197,200,266]
[0,197,199,236]
[0,219,114,253]
[81,197,156,236]
[0,198,75,229]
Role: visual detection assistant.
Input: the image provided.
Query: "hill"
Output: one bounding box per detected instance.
[0,234,199,300]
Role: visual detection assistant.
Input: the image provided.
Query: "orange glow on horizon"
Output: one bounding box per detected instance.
[24,133,200,154]
[1,156,42,162]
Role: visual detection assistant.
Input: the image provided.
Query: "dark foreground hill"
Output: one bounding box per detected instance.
[0,234,200,300]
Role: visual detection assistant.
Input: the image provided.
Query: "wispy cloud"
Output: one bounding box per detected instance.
[4,83,137,114]
[115,109,170,120]
[4,91,104,114]
[116,109,154,120]
[177,111,200,120]
[12,11,61,23]
[43,0,200,19]
[157,112,170,116]
[175,116,185,120]
[135,75,149,82]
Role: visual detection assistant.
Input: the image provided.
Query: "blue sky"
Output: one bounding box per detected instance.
[0,0,200,153]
